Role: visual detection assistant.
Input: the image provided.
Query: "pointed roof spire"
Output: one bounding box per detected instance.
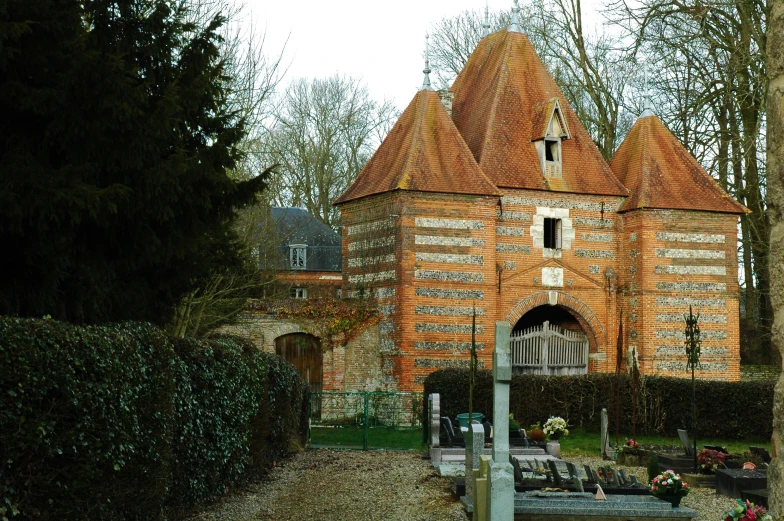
[482,1,491,38]
[640,69,655,117]
[509,0,523,32]
[610,115,747,214]
[421,34,432,90]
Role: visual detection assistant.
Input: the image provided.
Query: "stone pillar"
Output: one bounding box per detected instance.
[465,423,484,502]
[429,393,441,466]
[487,321,515,520]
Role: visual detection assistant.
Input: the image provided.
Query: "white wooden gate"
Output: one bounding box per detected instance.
[510,321,589,375]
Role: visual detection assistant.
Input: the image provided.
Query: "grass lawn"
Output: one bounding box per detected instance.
[560,427,771,458]
[309,426,424,450]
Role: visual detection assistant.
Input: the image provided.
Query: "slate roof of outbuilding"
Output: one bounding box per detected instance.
[610,115,748,214]
[333,89,500,205]
[450,29,628,196]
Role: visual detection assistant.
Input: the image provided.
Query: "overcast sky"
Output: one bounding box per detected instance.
[244,0,608,111]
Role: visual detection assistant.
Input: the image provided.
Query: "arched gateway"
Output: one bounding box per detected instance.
[505,291,604,375]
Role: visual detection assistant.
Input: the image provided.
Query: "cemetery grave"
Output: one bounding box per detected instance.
[434,322,699,521]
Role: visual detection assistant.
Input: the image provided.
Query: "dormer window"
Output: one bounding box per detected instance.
[531,98,571,179]
[290,244,307,270]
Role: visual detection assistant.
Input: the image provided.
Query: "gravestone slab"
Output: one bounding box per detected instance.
[465,423,485,501]
[601,409,612,459]
[677,429,694,458]
[429,393,441,465]
[715,469,768,498]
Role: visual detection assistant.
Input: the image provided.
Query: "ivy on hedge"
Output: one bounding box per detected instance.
[0,317,308,521]
[423,370,775,441]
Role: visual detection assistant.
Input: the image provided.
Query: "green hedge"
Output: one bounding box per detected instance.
[423,370,775,440]
[0,317,308,520]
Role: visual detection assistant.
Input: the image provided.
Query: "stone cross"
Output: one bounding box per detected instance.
[486,321,515,520]
[429,393,441,466]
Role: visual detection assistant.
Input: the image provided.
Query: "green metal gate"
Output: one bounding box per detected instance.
[308,392,423,450]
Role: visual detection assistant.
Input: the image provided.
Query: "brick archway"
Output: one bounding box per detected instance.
[505,291,606,352]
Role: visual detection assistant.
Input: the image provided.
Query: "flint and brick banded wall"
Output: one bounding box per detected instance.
[496,190,625,375]
[620,209,741,381]
[398,192,498,390]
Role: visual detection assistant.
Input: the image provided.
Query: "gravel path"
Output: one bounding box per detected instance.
[188,449,468,521]
[188,450,738,521]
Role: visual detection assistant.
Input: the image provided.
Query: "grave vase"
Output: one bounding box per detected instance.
[658,494,683,508]
[546,440,561,457]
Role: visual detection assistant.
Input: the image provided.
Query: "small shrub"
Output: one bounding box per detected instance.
[647,452,660,483]
[528,429,546,443]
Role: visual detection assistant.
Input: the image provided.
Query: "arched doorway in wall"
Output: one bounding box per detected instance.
[510,306,590,375]
[275,333,322,393]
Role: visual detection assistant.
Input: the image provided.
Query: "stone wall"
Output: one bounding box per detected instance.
[216,311,386,392]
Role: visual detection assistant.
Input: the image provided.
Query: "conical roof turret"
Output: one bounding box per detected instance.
[610,114,747,213]
[334,90,500,204]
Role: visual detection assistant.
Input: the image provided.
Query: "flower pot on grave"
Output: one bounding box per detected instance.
[456,413,484,429]
[657,494,683,508]
[546,440,561,457]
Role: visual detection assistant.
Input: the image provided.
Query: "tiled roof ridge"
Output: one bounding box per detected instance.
[477,32,514,167]
[400,92,428,188]
[639,117,652,208]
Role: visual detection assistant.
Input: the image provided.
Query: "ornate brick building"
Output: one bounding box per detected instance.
[333,14,747,391]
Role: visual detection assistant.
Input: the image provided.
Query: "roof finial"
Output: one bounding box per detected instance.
[422,34,432,90]
[509,0,523,32]
[641,69,655,117]
[483,1,491,38]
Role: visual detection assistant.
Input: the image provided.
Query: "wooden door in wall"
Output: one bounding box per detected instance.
[275,333,322,393]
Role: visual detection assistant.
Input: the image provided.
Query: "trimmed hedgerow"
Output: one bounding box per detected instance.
[0,317,307,521]
[423,370,774,440]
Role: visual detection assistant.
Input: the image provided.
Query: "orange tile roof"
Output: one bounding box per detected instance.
[610,115,748,214]
[334,89,500,205]
[450,29,628,196]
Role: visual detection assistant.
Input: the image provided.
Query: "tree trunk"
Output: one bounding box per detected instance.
[765,0,784,515]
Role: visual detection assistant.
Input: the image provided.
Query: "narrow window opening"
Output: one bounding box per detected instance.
[545,140,559,162]
[544,218,562,249]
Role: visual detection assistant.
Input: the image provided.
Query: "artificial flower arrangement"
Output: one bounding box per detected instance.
[626,439,641,449]
[542,416,569,440]
[697,448,726,474]
[722,499,772,521]
[649,470,690,498]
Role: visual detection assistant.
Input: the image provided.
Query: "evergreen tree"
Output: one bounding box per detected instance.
[0,0,269,324]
